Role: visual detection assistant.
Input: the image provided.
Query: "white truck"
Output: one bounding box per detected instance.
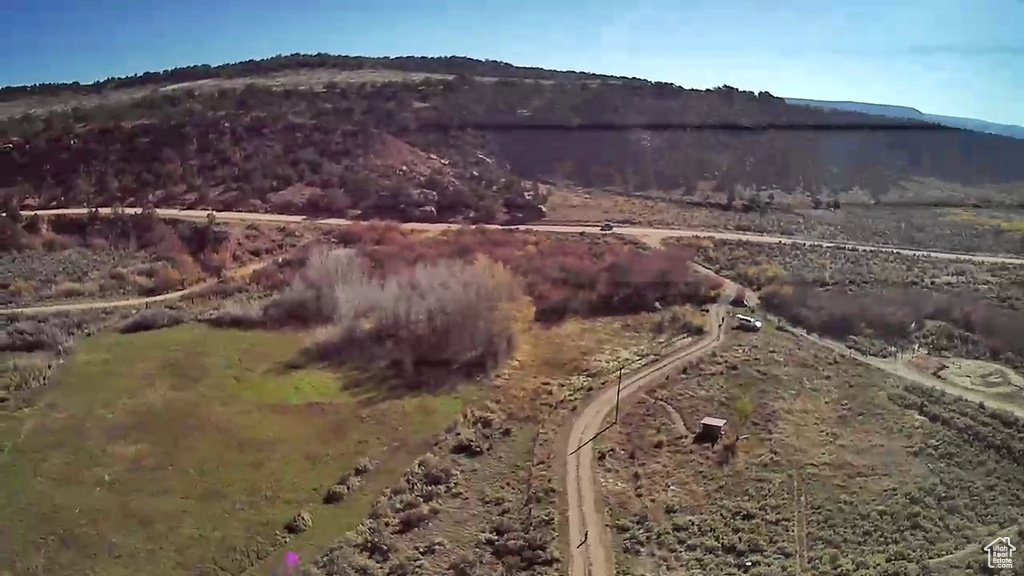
[735,314,763,332]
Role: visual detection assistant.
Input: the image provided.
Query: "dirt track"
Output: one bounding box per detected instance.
[0,257,279,316]
[790,326,1024,419]
[23,208,1024,265]
[645,394,690,436]
[565,280,737,576]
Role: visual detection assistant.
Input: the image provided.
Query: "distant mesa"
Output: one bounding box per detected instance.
[785,98,1024,140]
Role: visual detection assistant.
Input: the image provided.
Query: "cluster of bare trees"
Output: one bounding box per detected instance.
[265,248,523,382]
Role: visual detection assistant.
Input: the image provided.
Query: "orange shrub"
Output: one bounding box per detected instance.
[53,282,90,299]
[151,264,184,294]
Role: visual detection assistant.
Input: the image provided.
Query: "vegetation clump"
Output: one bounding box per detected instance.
[265,247,523,382]
[118,308,186,334]
[681,238,1024,369]
[285,510,313,535]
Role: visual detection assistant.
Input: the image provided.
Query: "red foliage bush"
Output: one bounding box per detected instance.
[761,283,1024,363]
[325,224,721,322]
[42,213,232,274]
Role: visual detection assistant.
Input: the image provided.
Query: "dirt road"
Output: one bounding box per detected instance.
[23,208,1024,265]
[786,324,1024,419]
[565,281,737,576]
[0,257,279,316]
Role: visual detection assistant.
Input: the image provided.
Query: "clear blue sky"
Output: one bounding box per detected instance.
[2,0,1021,126]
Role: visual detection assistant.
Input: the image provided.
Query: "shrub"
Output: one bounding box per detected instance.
[200,301,266,328]
[323,484,351,505]
[150,263,184,293]
[0,321,70,352]
[8,279,37,298]
[652,307,707,336]
[1,356,51,394]
[449,553,488,576]
[355,457,375,475]
[191,280,246,300]
[449,427,488,457]
[395,506,434,533]
[118,308,186,334]
[285,510,313,534]
[53,282,91,299]
[108,268,131,283]
[412,454,459,489]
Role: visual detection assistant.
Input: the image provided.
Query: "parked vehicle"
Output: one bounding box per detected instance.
[600,222,614,231]
[735,314,763,332]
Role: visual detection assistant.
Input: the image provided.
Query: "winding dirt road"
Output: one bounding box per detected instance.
[565,281,737,576]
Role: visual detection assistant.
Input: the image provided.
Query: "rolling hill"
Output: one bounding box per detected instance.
[2,54,1024,229]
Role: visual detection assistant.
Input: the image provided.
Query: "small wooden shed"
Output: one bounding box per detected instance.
[699,417,728,441]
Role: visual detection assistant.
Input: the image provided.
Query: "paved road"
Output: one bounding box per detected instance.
[565,277,738,576]
[23,208,1024,265]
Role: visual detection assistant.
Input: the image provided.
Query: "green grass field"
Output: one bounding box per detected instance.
[0,323,466,576]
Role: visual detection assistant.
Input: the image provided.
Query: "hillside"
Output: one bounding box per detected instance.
[787,97,1024,140]
[0,53,644,103]
[3,54,1024,228]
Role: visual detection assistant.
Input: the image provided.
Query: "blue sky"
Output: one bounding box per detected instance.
[2,0,1021,125]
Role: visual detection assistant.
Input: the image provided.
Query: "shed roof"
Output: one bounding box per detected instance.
[700,417,728,428]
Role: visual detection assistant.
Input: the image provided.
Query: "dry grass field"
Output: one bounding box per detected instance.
[598,329,1024,575]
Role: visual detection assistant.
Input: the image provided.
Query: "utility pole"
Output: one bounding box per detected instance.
[613,366,623,423]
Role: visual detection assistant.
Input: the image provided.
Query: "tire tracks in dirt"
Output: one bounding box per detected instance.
[643,393,691,437]
[793,468,809,574]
